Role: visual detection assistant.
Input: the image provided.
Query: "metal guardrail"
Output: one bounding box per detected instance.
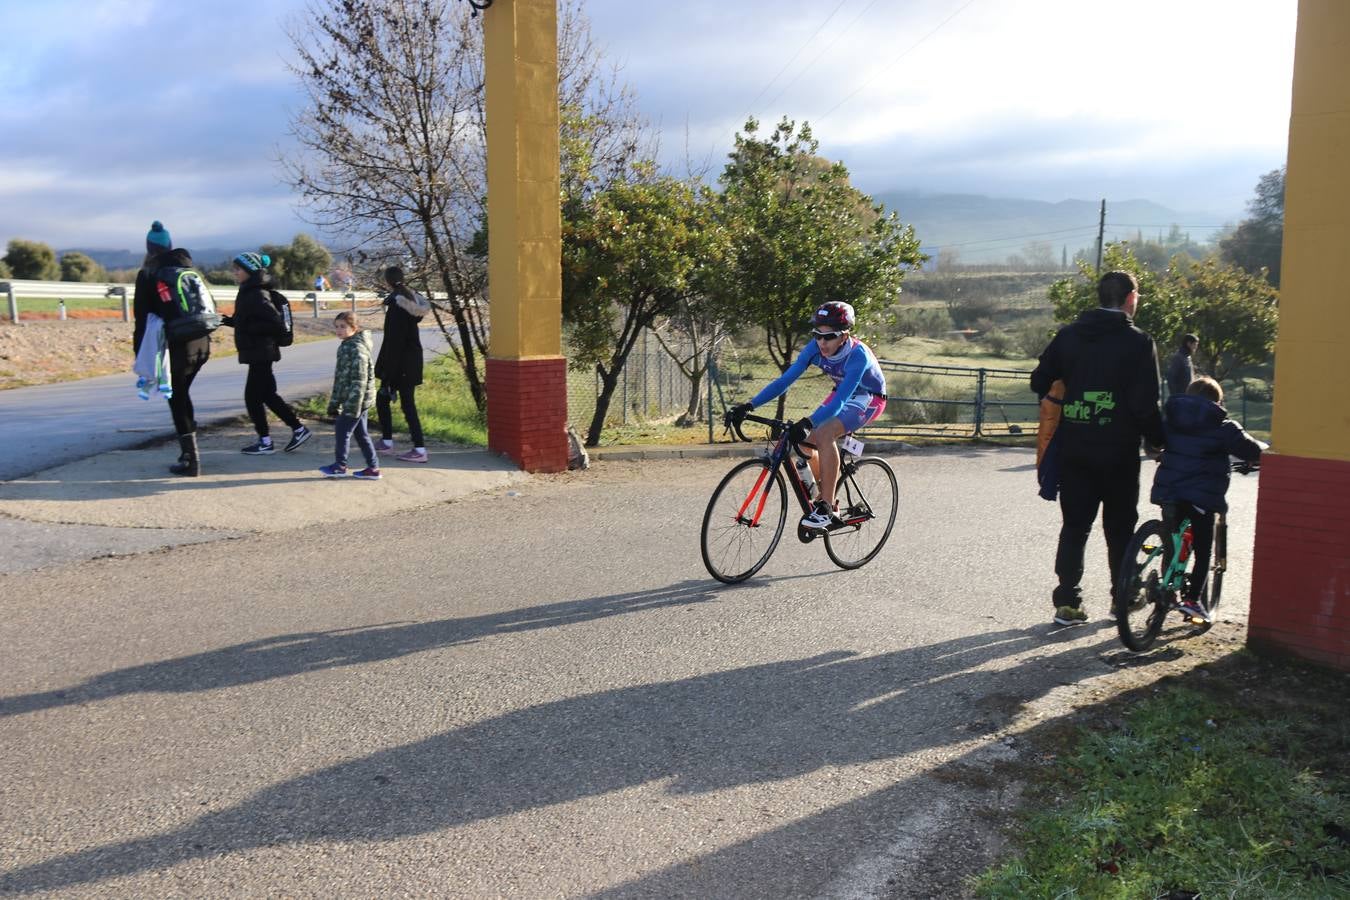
[0,280,393,323]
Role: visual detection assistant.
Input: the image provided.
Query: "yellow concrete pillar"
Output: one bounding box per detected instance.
[484,0,568,471]
[1250,0,1350,670]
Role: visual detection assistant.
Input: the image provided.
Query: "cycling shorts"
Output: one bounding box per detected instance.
[822,391,887,433]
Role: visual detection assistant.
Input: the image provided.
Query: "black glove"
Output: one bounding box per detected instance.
[787,417,813,444]
[725,402,753,429]
[326,403,339,417]
[219,314,234,327]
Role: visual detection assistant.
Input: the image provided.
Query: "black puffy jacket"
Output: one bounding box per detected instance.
[374,287,429,386]
[1150,394,1262,513]
[223,272,284,365]
[1030,307,1165,459]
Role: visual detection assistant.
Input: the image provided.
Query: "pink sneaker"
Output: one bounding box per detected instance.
[374,438,395,452]
[353,466,382,480]
[396,449,428,463]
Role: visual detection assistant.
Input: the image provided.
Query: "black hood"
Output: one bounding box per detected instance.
[1073,307,1133,339]
[1164,394,1224,433]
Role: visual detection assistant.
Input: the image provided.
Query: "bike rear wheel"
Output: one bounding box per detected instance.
[824,457,899,570]
[701,459,788,584]
[1116,520,1172,652]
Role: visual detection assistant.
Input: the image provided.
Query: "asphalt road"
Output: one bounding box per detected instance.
[0,329,449,482]
[0,449,1261,897]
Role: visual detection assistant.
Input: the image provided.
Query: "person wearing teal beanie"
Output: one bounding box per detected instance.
[146,220,172,253]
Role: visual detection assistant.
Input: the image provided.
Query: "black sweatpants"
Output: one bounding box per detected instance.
[1053,452,1141,608]
[376,381,424,447]
[244,361,302,438]
[167,336,210,436]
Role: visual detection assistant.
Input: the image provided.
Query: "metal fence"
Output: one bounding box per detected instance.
[710,355,1040,439]
[566,330,700,431]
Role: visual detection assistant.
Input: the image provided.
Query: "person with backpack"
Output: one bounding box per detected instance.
[373,266,432,463]
[218,252,311,455]
[132,221,212,477]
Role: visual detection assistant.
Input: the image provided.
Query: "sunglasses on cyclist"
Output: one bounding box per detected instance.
[812,330,844,342]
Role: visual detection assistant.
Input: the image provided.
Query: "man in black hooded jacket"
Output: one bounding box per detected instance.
[1031,270,1165,625]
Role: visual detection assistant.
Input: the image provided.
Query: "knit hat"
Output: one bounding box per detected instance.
[146,221,172,253]
[233,251,270,273]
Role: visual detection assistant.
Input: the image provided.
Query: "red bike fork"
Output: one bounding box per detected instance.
[735,466,773,526]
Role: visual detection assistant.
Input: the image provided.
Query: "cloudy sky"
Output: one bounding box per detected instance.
[0,0,1297,253]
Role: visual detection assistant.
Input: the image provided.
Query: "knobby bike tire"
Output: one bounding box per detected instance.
[824,457,899,570]
[700,459,788,584]
[1116,520,1171,652]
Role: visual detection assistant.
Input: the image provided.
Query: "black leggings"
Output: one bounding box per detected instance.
[245,361,302,437]
[167,337,210,436]
[376,381,424,447]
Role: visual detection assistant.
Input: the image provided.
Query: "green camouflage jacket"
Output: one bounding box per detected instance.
[330,330,375,415]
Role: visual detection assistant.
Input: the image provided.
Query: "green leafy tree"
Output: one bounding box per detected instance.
[563,166,724,446]
[1048,243,1277,380]
[717,118,924,418]
[1166,257,1279,381]
[0,259,11,280]
[282,234,333,291]
[4,239,60,280]
[1047,243,1173,340]
[59,251,106,283]
[1220,167,1284,286]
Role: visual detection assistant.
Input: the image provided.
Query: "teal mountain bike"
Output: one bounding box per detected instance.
[1115,459,1259,652]
[700,412,899,584]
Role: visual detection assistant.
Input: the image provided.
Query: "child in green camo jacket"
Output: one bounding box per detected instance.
[319,311,380,479]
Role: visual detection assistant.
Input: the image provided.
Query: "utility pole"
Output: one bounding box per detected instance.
[1095,198,1106,274]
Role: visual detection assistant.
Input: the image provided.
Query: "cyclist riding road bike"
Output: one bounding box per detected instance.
[728,301,888,532]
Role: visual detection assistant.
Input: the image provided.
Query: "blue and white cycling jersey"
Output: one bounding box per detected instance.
[749,337,887,426]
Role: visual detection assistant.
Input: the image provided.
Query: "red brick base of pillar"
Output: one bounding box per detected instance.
[1249,453,1350,670]
[487,356,569,473]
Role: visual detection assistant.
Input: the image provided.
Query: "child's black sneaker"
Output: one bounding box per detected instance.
[242,439,275,455]
[284,426,312,452]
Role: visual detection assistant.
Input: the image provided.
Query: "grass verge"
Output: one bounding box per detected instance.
[297,353,487,447]
[974,652,1350,898]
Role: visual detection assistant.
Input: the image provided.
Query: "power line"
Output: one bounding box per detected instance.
[817,0,980,122]
[761,0,887,114]
[744,0,852,117]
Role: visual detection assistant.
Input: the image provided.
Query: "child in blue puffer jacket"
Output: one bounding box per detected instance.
[1150,376,1263,620]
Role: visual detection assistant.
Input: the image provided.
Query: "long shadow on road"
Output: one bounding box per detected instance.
[0,602,1115,895]
[0,579,730,718]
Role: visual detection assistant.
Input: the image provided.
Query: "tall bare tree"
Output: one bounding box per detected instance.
[283,0,646,412]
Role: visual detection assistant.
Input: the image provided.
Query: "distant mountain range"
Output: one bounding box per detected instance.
[59,248,249,270]
[871,191,1237,265]
[60,192,1239,270]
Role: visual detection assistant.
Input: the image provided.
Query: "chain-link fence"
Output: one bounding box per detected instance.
[565,330,701,432]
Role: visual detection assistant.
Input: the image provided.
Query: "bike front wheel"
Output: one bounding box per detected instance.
[824,457,899,570]
[1116,520,1171,652]
[701,459,788,583]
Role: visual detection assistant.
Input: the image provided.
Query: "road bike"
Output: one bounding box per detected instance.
[699,412,899,584]
[1115,459,1260,652]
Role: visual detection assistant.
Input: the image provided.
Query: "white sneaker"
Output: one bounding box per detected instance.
[800,502,838,532]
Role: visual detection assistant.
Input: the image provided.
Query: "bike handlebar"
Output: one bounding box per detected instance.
[724,411,811,457]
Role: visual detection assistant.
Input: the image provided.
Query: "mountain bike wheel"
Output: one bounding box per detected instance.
[701,459,788,584]
[1116,520,1172,652]
[824,457,898,570]
[1195,514,1228,635]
